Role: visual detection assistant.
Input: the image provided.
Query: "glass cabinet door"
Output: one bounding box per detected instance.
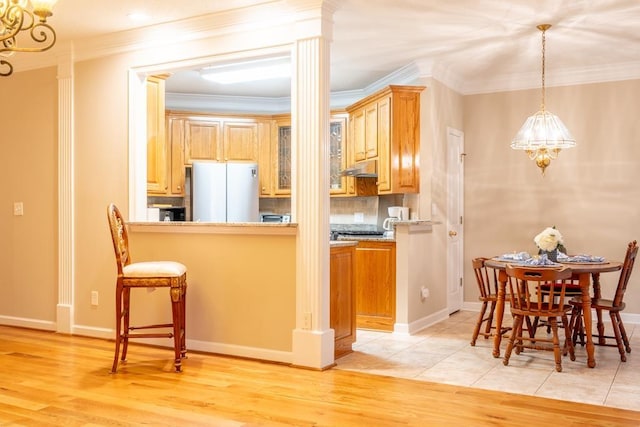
[329,116,348,195]
[275,125,292,195]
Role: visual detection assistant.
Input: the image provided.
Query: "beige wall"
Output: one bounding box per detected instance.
[417,77,464,317]
[463,79,640,313]
[0,67,58,324]
[129,230,296,352]
[73,53,133,331]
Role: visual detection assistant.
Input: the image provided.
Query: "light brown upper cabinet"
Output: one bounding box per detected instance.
[184,118,222,163]
[223,121,259,162]
[262,114,349,198]
[146,75,168,195]
[346,85,425,194]
[329,114,349,196]
[165,115,186,195]
[177,114,261,165]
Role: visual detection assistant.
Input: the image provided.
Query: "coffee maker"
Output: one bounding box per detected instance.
[382,206,408,238]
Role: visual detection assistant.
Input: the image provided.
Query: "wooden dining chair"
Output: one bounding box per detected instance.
[107,203,188,373]
[569,240,638,362]
[470,258,510,346]
[503,265,575,372]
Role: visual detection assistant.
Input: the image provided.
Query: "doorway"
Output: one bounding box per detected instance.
[446,127,464,314]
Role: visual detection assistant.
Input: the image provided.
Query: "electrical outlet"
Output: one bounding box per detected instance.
[13,202,24,216]
[91,291,99,306]
[420,287,430,300]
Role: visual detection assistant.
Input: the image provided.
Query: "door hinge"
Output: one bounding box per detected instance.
[459,277,463,287]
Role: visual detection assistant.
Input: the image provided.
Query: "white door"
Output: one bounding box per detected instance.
[446,128,464,314]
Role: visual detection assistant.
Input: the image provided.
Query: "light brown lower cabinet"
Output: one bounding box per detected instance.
[330,244,356,358]
[354,241,396,331]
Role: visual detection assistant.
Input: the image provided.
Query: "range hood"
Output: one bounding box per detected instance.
[340,159,377,178]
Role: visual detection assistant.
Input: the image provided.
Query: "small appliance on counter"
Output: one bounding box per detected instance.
[158,206,186,222]
[260,213,291,223]
[382,207,401,237]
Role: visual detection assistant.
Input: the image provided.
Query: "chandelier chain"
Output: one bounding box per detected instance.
[541,27,546,111]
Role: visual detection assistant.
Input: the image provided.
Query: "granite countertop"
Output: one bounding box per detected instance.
[330,240,359,247]
[336,235,395,242]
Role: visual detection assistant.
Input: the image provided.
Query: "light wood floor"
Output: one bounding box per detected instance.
[1,325,639,426]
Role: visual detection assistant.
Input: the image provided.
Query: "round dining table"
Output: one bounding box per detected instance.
[484,258,622,368]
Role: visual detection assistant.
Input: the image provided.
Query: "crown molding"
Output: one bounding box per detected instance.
[459,60,640,95]
[166,92,291,114]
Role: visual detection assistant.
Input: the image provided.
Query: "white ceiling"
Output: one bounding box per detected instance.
[14,0,640,96]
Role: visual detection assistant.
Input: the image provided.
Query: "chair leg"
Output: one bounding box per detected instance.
[485,301,496,337]
[503,315,522,367]
[121,288,131,363]
[561,314,575,361]
[470,301,488,346]
[181,285,187,359]
[171,295,183,372]
[548,316,562,372]
[112,284,123,373]
[596,308,606,345]
[615,312,631,354]
[610,312,627,362]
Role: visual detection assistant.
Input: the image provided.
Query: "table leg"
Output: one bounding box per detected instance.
[492,270,507,358]
[591,272,606,345]
[580,272,596,368]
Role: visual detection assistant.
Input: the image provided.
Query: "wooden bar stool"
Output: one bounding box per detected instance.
[107,203,187,373]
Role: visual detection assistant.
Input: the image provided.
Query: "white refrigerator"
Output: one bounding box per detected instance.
[192,161,259,222]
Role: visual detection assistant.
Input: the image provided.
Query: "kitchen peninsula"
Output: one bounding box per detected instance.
[132,79,439,368]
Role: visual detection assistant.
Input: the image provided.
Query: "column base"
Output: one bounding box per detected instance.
[291,328,335,369]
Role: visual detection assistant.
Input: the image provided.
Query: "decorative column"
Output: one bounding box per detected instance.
[290,0,336,369]
[56,53,74,333]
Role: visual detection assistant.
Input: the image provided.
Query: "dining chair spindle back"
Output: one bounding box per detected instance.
[504,265,575,372]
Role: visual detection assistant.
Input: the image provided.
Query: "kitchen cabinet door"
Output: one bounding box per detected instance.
[354,241,396,331]
[376,95,391,193]
[167,116,186,195]
[184,118,222,164]
[351,104,378,162]
[223,121,259,162]
[329,115,349,196]
[274,123,292,196]
[146,75,168,195]
[330,244,356,358]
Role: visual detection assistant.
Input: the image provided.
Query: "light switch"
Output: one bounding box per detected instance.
[13,202,24,216]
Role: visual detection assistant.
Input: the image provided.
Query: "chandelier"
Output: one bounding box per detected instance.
[511,24,576,175]
[0,0,58,77]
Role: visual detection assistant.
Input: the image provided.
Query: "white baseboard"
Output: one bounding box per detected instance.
[6,320,293,365]
[0,315,56,331]
[394,308,450,335]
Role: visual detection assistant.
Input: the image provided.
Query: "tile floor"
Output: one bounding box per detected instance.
[335,310,640,412]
